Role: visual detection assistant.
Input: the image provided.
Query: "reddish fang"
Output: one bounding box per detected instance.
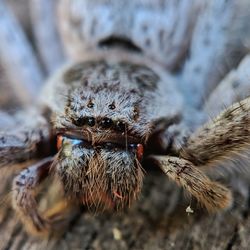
[57,135,63,150]
[136,144,144,161]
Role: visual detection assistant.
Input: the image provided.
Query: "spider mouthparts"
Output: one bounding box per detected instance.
[57,134,144,160]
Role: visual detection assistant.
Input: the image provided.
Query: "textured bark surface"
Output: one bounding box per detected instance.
[0,163,249,250]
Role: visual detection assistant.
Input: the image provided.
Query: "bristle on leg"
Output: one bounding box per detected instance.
[152,155,232,212]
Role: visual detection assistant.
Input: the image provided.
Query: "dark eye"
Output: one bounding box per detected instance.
[87,102,94,108]
[115,121,126,132]
[100,118,113,129]
[87,117,95,127]
[73,117,96,127]
[73,117,86,126]
[108,103,116,110]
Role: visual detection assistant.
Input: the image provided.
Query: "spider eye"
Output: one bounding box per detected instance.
[115,121,126,132]
[87,117,95,127]
[108,103,116,110]
[73,117,85,126]
[100,117,113,129]
[87,102,94,108]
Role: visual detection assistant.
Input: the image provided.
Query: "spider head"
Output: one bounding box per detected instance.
[53,74,153,210]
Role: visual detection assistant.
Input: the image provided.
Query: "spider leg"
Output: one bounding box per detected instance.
[30,0,65,74]
[0,110,52,167]
[152,155,232,212]
[180,1,250,109]
[0,1,44,106]
[12,157,52,235]
[12,157,79,236]
[152,109,206,154]
[180,96,250,166]
[204,55,250,118]
[151,97,250,212]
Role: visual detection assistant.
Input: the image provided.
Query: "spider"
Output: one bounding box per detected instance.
[1,0,250,237]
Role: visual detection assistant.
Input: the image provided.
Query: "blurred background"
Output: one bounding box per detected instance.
[1,0,250,114]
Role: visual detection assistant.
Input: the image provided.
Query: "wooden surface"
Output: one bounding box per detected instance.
[0,163,249,250]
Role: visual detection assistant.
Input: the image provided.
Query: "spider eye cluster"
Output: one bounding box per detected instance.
[74,117,95,127]
[73,116,126,132]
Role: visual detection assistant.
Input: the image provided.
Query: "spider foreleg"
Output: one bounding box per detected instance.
[155,109,206,154]
[0,110,51,167]
[152,155,232,212]
[180,97,250,166]
[12,157,53,235]
[12,157,80,236]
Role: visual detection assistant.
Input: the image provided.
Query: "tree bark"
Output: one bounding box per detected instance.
[0,163,249,250]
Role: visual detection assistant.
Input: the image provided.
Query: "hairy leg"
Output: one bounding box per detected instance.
[152,97,250,212]
[0,109,52,167]
[30,0,65,74]
[152,155,232,212]
[0,1,44,105]
[204,55,250,117]
[180,96,250,166]
[12,157,80,236]
[12,157,52,235]
[152,108,206,154]
[180,0,250,109]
